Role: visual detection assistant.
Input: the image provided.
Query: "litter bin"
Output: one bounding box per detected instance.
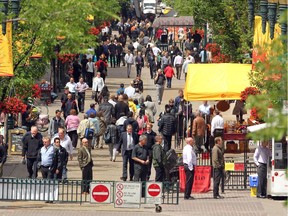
[249,174,258,197]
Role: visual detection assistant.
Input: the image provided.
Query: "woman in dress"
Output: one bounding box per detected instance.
[144,95,157,123]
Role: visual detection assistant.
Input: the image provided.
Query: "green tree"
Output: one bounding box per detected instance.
[247,37,287,141]
[0,0,120,98]
[163,0,254,62]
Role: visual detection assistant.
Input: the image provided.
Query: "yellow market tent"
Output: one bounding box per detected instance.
[184,64,251,101]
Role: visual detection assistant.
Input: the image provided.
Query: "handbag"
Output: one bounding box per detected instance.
[84,123,94,140]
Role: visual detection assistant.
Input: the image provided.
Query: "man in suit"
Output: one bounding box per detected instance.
[118,124,139,181]
[78,138,93,195]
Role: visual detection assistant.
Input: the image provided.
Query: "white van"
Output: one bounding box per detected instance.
[142,0,156,15]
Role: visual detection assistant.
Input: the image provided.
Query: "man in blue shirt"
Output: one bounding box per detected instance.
[38,137,55,179]
[116,83,125,95]
[85,103,97,117]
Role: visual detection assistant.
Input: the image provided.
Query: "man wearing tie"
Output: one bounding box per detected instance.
[253,141,271,198]
[118,124,139,181]
[78,138,93,195]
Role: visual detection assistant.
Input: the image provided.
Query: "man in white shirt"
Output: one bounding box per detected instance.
[65,77,77,99]
[199,101,211,116]
[152,46,161,57]
[173,54,183,80]
[182,137,197,200]
[124,50,134,78]
[210,110,224,137]
[253,141,271,198]
[182,56,194,81]
[76,78,89,113]
[124,81,136,98]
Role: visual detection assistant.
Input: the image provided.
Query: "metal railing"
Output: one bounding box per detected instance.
[0,178,179,205]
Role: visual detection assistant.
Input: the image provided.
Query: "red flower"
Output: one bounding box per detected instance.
[240,87,261,101]
[0,96,27,115]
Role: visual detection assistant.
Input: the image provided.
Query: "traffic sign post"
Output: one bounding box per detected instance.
[114,182,142,208]
[145,182,162,204]
[90,183,111,204]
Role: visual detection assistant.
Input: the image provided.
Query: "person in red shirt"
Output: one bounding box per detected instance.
[95,54,108,82]
[164,64,175,88]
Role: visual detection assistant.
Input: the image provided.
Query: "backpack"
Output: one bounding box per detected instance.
[137,116,146,130]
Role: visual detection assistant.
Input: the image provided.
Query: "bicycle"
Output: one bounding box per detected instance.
[28,97,50,132]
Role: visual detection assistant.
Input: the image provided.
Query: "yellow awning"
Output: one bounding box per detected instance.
[184,64,251,101]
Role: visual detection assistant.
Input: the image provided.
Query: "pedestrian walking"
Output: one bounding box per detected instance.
[174,53,183,80]
[52,128,73,180]
[135,52,144,77]
[183,137,197,200]
[92,72,105,104]
[253,141,271,198]
[22,126,43,179]
[192,111,206,154]
[132,135,149,182]
[86,58,94,87]
[118,124,138,181]
[142,124,157,180]
[104,118,118,161]
[48,110,65,138]
[0,141,7,178]
[52,137,68,180]
[124,50,134,78]
[62,93,78,119]
[38,137,54,179]
[78,138,93,195]
[152,135,166,182]
[164,64,175,88]
[154,69,166,105]
[65,109,80,149]
[212,137,225,199]
[76,77,89,113]
[158,105,176,152]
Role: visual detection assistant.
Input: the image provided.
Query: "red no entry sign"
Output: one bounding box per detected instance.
[92,184,110,203]
[148,183,161,197]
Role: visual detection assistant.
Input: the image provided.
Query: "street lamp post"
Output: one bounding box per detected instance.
[0,0,20,34]
[249,0,288,40]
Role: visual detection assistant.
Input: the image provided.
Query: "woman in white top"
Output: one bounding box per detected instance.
[92,72,104,104]
[143,95,157,123]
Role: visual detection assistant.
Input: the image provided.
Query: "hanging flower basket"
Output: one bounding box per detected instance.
[240,87,261,101]
[0,96,27,115]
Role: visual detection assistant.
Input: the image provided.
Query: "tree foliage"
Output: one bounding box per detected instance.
[0,0,120,97]
[163,0,254,62]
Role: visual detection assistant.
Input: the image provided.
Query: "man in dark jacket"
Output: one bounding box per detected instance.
[115,95,129,120]
[152,135,166,182]
[123,111,139,134]
[22,126,43,178]
[158,105,176,152]
[0,140,7,178]
[108,40,117,68]
[52,137,68,180]
[98,96,115,125]
[118,124,139,181]
[142,123,157,180]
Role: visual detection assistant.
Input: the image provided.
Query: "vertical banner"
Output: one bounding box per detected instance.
[0,24,13,76]
[6,22,13,68]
